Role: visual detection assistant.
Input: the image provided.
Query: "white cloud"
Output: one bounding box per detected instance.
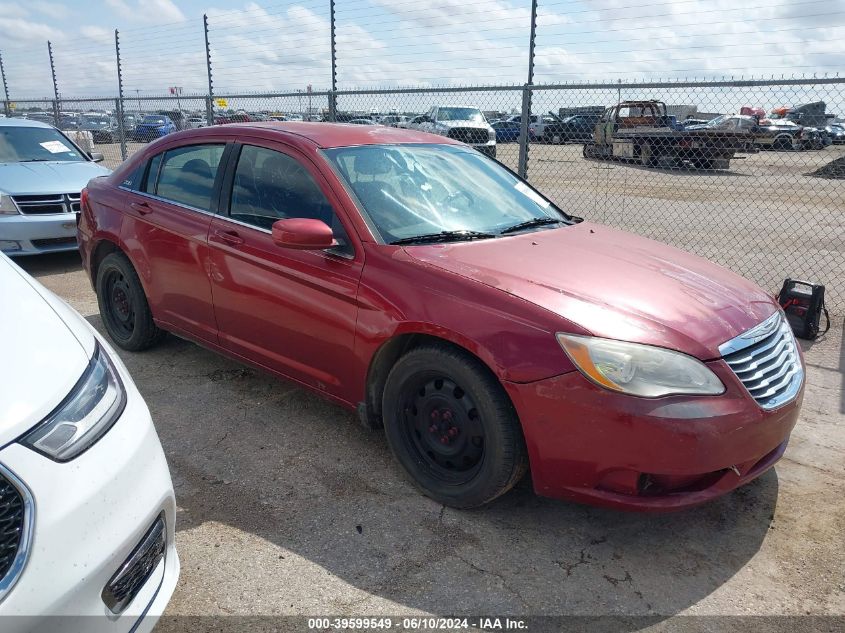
[31,1,71,19]
[80,25,114,45]
[105,0,185,24]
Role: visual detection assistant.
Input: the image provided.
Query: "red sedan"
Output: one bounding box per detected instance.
[78,123,804,511]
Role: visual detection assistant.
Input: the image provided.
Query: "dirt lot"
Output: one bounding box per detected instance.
[17,252,845,632]
[95,138,845,314]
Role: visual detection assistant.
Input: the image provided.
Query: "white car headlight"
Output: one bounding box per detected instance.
[556,333,724,398]
[488,128,496,141]
[22,344,126,461]
[0,194,20,216]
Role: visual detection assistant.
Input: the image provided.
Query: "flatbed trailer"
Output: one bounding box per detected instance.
[583,101,757,169]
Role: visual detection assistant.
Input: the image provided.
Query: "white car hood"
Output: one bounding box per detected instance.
[0,255,95,446]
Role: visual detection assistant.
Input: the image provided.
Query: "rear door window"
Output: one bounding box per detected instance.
[153,144,225,210]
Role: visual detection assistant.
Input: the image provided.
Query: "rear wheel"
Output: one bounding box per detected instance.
[382,345,528,508]
[96,252,165,351]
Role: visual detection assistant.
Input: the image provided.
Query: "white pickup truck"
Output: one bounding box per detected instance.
[414,106,496,158]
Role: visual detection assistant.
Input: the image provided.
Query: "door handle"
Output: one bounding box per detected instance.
[130,201,152,215]
[213,230,244,246]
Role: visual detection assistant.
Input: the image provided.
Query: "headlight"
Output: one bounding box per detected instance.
[556,334,724,397]
[21,344,126,461]
[0,194,20,216]
[488,128,496,141]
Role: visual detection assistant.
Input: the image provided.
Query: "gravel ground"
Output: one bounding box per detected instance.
[16,251,845,633]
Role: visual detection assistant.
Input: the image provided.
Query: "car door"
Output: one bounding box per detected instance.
[120,142,228,344]
[207,140,364,401]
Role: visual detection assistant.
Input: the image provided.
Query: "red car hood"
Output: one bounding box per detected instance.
[404,222,777,360]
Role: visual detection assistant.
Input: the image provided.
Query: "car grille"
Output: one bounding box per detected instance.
[11,193,80,215]
[32,236,78,248]
[102,514,166,614]
[720,313,803,410]
[0,468,30,598]
[447,127,489,145]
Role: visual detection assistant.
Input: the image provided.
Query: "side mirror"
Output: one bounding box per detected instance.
[271,218,335,250]
[90,152,104,163]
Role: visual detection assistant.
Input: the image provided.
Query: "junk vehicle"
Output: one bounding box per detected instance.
[583,100,757,169]
[684,114,817,151]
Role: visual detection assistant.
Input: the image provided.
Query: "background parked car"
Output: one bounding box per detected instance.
[826,123,845,144]
[133,114,177,141]
[78,113,120,144]
[186,116,207,129]
[415,106,496,157]
[379,115,408,127]
[401,115,426,129]
[491,119,521,142]
[527,114,558,142]
[541,113,602,144]
[0,118,109,256]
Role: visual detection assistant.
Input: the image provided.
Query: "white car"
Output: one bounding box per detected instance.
[0,254,179,632]
[415,106,496,158]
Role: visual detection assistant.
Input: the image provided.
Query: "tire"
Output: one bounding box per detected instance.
[96,252,165,351]
[773,136,793,151]
[550,132,563,145]
[639,143,656,166]
[382,344,528,508]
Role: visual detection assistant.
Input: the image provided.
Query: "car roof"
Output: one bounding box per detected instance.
[216,121,465,149]
[0,117,54,129]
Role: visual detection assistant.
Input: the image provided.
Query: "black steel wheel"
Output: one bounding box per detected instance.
[96,252,164,351]
[382,345,528,508]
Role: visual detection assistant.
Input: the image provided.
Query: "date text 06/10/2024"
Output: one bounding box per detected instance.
[306,617,528,630]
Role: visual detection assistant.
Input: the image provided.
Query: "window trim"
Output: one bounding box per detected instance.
[217,140,358,260]
[123,141,231,215]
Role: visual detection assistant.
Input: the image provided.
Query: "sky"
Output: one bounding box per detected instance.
[0,0,843,114]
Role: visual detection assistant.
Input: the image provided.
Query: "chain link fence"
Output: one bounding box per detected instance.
[2,78,844,312]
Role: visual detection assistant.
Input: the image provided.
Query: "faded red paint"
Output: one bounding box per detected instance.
[78,124,802,511]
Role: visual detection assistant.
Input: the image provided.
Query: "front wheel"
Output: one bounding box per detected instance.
[382,345,528,508]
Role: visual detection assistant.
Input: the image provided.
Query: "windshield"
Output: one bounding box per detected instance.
[324,144,570,244]
[0,125,86,163]
[438,107,484,122]
[142,116,166,125]
[705,115,729,127]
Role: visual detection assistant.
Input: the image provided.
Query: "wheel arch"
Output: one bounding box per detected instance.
[90,237,153,301]
[363,330,511,430]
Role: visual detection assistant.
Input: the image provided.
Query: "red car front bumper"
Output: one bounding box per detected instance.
[504,359,803,511]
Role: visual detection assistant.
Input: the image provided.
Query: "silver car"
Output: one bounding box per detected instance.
[0,118,110,256]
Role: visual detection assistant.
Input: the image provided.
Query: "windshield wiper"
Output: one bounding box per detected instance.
[499,217,565,235]
[19,158,52,162]
[390,230,497,245]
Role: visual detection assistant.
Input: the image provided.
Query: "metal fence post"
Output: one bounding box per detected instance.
[47,41,60,126]
[328,0,337,121]
[0,51,10,117]
[517,0,538,179]
[203,14,215,126]
[114,30,127,160]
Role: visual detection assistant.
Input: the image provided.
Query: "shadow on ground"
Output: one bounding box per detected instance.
[73,317,778,625]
